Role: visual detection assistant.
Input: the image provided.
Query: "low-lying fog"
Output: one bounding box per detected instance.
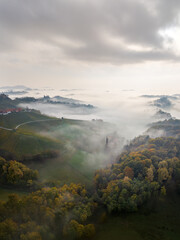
[2,85,180,175]
[2,85,180,140]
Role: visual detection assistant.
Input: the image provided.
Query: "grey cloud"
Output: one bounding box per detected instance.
[65,41,180,64]
[0,0,180,64]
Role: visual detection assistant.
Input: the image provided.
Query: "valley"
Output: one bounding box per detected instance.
[0,93,180,240]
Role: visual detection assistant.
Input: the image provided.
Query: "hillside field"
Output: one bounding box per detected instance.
[0,112,116,188]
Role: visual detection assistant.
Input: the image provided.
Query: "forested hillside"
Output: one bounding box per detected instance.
[94,137,180,212]
[0,132,180,239]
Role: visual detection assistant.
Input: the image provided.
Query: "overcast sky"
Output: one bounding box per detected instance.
[1,0,180,93]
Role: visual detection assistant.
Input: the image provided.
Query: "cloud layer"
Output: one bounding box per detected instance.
[0,0,180,64]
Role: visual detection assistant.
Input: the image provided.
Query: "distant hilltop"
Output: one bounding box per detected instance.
[0,93,96,113]
[0,93,16,109]
[154,109,172,120]
[0,93,41,115]
[15,95,95,109]
[0,93,11,100]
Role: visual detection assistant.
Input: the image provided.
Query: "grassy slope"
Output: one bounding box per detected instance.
[27,155,92,186]
[0,113,102,186]
[93,192,180,240]
[0,111,56,129]
[20,118,111,184]
[0,128,63,157]
[0,112,65,157]
[24,119,106,185]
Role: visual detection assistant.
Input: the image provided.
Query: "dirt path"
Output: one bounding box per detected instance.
[15,119,57,129]
[0,126,13,131]
[0,119,58,131]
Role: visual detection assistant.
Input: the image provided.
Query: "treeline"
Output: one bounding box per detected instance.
[21,150,59,163]
[94,137,180,212]
[0,157,38,188]
[0,184,96,240]
[0,137,180,239]
[0,150,59,162]
[147,118,180,137]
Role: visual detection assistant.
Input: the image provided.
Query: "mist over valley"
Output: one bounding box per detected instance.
[1,0,180,238]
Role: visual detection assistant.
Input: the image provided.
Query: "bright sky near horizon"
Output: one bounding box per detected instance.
[1,0,180,93]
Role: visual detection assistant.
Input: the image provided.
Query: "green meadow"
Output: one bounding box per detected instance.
[93,192,180,240]
[0,111,56,129]
[0,112,113,189]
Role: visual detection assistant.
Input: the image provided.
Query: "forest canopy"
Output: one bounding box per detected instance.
[0,136,180,239]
